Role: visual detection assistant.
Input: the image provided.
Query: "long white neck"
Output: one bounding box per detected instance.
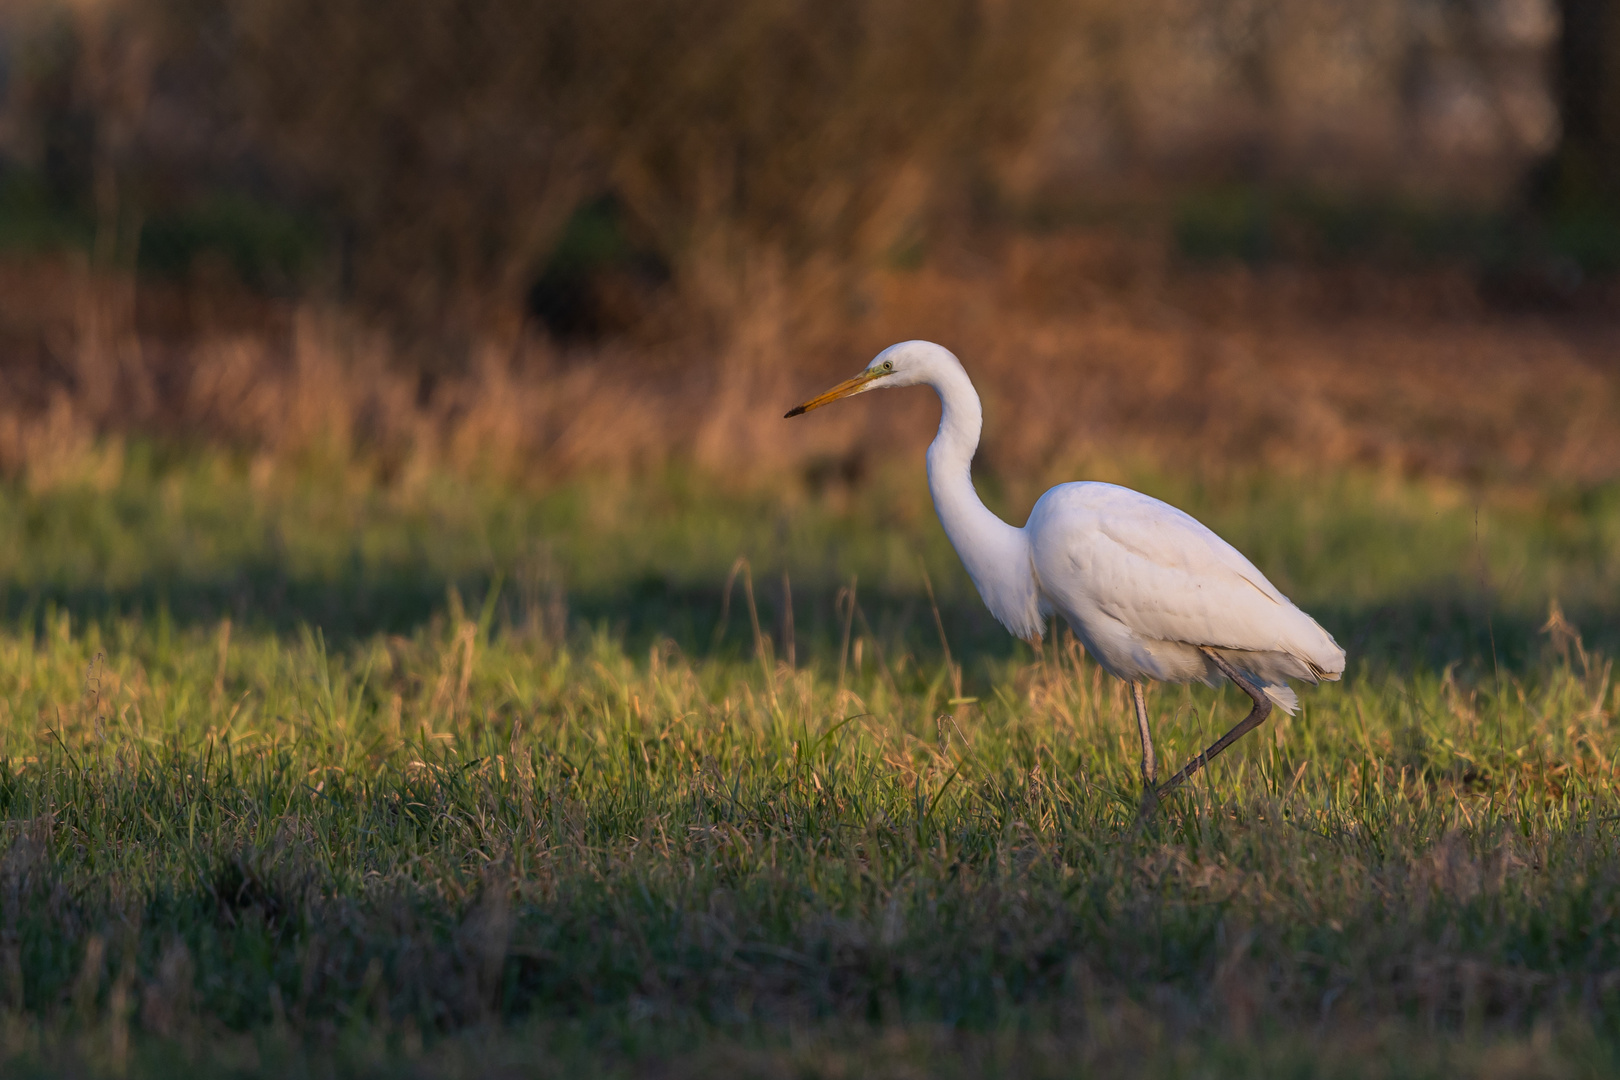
[923,363,1043,641]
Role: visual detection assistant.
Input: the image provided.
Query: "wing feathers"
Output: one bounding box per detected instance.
[1029,483,1346,685]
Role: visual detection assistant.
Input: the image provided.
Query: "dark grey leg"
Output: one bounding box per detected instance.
[1155,649,1272,798]
[1131,681,1157,789]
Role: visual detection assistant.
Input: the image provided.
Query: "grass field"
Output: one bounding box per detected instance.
[0,451,1617,1077]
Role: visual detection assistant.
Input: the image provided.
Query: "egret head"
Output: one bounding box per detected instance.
[784,340,958,417]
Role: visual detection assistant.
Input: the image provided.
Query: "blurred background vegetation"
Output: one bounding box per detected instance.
[0,0,1613,496]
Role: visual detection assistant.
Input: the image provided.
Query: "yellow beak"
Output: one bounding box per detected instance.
[784,369,883,418]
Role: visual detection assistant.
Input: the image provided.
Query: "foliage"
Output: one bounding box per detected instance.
[157,0,1070,334]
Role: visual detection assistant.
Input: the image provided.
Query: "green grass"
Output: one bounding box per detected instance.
[0,451,1617,1077]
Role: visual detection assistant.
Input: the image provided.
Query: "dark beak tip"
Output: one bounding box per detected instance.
[784,405,805,418]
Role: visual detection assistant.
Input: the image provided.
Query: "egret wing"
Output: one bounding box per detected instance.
[1030,484,1341,671]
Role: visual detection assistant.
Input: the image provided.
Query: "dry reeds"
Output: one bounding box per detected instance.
[0,236,1617,495]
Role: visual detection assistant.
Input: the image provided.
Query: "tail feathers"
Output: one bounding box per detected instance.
[1260,682,1299,715]
[1200,642,1339,714]
[1302,619,1347,681]
[1306,657,1343,682]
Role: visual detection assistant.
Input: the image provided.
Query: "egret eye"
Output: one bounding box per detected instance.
[882,360,894,372]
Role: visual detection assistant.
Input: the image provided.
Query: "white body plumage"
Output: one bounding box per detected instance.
[1024,482,1342,712]
[788,340,1344,719]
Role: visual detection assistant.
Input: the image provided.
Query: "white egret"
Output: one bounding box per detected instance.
[786,340,1344,800]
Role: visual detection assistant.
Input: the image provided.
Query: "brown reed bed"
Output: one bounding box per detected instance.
[0,229,1617,496]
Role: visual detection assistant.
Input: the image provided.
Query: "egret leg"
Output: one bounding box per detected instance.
[1131,681,1157,788]
[1155,649,1272,798]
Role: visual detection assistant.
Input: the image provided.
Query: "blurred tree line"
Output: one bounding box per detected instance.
[0,0,1609,365]
[1539,1,1620,223]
